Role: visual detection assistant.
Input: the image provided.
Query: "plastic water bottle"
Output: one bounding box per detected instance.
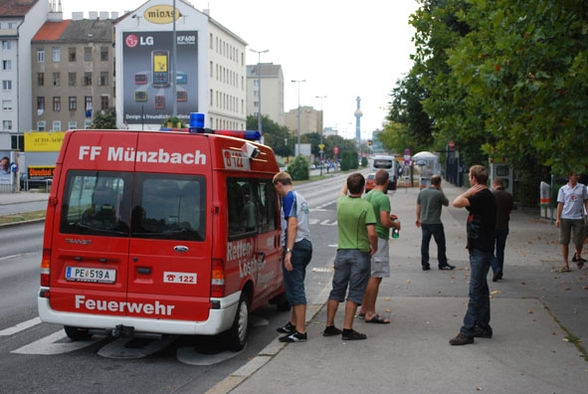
[391,215,399,239]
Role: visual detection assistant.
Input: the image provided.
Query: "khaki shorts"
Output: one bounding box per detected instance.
[560,218,584,247]
[370,237,390,278]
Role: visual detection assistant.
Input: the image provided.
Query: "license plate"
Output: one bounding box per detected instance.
[66,267,116,283]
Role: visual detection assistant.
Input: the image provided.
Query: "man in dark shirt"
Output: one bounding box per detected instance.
[490,178,514,281]
[450,165,497,346]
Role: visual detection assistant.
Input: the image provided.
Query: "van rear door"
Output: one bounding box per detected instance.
[49,131,137,316]
[127,133,212,322]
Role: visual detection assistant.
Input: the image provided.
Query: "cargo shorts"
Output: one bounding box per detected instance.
[328,249,371,305]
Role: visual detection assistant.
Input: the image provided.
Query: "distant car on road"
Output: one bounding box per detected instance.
[365,173,376,193]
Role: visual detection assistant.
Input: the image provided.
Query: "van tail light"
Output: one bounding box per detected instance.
[211,258,225,298]
[40,248,51,287]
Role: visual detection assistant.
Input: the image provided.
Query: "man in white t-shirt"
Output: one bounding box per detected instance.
[556,170,588,271]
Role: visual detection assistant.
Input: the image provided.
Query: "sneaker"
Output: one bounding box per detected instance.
[342,329,367,340]
[473,326,493,338]
[439,264,455,270]
[492,271,503,282]
[422,264,431,271]
[449,333,474,345]
[323,325,342,337]
[276,321,296,334]
[279,331,307,343]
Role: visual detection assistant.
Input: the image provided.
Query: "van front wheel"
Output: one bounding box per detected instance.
[64,326,91,341]
[227,294,249,351]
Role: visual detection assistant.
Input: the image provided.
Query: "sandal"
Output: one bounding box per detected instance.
[560,265,571,273]
[577,261,585,270]
[365,314,390,324]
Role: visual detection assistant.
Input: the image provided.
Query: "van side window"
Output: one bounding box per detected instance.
[256,180,278,233]
[227,178,257,239]
[60,170,130,236]
[131,174,206,241]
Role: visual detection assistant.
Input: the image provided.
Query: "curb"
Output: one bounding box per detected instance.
[0,218,45,228]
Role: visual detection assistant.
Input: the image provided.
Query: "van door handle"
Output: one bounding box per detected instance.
[137,267,151,275]
[174,245,189,253]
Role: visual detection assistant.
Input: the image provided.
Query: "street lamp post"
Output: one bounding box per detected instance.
[315,95,327,175]
[250,49,269,135]
[291,79,306,156]
[172,0,177,117]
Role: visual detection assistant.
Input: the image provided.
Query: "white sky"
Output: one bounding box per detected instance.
[60,0,419,139]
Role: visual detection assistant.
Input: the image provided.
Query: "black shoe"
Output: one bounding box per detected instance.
[279,331,307,343]
[422,265,431,271]
[473,326,493,338]
[276,321,296,334]
[323,325,342,337]
[439,264,455,270]
[572,253,577,262]
[492,271,503,282]
[342,329,367,340]
[449,333,474,346]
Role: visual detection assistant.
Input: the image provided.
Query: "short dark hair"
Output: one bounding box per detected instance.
[430,175,441,186]
[347,173,365,194]
[493,177,504,188]
[469,165,489,185]
[375,169,389,186]
[568,170,578,177]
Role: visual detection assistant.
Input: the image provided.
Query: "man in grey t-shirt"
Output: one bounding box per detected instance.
[416,175,454,271]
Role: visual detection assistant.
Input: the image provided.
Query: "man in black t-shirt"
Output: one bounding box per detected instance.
[449,165,497,346]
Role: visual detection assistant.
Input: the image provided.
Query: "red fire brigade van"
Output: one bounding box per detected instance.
[38,128,287,350]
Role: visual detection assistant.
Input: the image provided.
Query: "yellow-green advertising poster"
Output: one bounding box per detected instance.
[24,132,66,152]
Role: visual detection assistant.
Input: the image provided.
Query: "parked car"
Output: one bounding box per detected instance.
[365,173,376,193]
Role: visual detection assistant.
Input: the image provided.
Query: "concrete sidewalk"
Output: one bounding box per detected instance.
[209,180,588,393]
[0,191,49,206]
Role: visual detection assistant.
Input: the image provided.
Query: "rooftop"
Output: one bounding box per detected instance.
[0,0,38,17]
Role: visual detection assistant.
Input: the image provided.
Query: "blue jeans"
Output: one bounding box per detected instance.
[460,249,492,337]
[421,223,448,267]
[490,228,509,274]
[282,239,312,306]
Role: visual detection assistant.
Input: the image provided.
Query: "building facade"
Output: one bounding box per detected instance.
[284,105,322,137]
[115,0,247,130]
[31,16,116,132]
[246,62,284,125]
[0,0,49,149]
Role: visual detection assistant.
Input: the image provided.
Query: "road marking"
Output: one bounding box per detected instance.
[309,208,327,212]
[320,219,337,226]
[0,317,41,336]
[11,330,102,355]
[309,218,320,225]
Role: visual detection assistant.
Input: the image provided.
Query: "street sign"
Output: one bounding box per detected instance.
[449,141,455,149]
[318,144,325,151]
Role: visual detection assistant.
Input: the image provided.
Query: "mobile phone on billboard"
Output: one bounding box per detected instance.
[176,91,187,102]
[135,73,147,85]
[154,95,165,109]
[152,50,170,88]
[135,91,148,102]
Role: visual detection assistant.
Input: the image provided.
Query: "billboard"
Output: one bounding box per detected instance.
[24,132,66,152]
[122,31,198,125]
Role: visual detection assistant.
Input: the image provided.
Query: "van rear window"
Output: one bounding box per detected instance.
[373,159,393,169]
[60,171,206,241]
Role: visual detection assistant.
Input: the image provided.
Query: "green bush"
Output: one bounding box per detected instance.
[340,151,358,171]
[361,156,368,167]
[287,155,310,181]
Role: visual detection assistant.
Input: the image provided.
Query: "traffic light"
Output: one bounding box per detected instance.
[368,139,372,146]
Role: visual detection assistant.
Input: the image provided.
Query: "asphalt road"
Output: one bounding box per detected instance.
[0,174,351,394]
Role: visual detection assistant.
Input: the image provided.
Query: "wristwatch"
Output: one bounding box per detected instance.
[285,248,293,253]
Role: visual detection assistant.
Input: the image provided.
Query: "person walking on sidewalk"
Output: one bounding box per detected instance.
[359,169,400,324]
[273,171,313,343]
[416,175,454,271]
[324,173,377,340]
[450,165,496,346]
[490,177,514,281]
[555,170,588,272]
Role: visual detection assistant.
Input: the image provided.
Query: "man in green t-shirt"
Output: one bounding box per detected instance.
[324,173,378,341]
[360,170,400,324]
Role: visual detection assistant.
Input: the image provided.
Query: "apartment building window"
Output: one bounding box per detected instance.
[2,120,12,130]
[2,80,11,90]
[37,48,45,63]
[68,72,76,86]
[84,96,92,111]
[210,89,213,107]
[84,47,92,61]
[37,97,45,112]
[52,72,60,87]
[52,120,61,131]
[2,60,11,70]
[209,33,213,49]
[68,47,76,61]
[52,47,60,62]
[84,119,92,129]
[53,96,61,112]
[2,100,12,110]
[83,72,92,86]
[99,71,108,86]
[210,61,213,78]
[2,41,10,50]
[68,121,77,129]
[69,96,77,111]
[100,47,108,61]
[37,121,46,131]
[101,96,109,110]
[37,72,44,86]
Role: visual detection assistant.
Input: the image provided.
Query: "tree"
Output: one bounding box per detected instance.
[246,115,293,157]
[91,108,117,129]
[287,155,310,181]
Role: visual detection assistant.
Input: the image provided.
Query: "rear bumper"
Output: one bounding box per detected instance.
[38,290,240,336]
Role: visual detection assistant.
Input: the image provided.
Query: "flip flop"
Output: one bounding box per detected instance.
[560,266,571,273]
[365,314,390,324]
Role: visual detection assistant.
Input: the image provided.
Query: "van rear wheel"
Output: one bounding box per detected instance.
[64,326,91,341]
[226,294,249,351]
